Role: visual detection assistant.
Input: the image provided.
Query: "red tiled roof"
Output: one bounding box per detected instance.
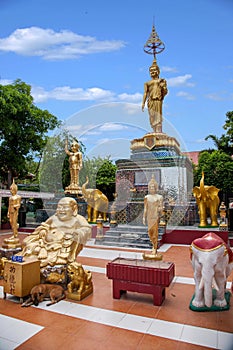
[183,151,200,165]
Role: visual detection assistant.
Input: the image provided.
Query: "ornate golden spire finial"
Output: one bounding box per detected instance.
[143,23,165,60]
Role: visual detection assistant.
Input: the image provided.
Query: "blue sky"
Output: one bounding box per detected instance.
[0,0,233,160]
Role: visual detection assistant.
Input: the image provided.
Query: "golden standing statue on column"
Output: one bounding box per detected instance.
[65,139,83,195]
[142,25,168,133]
[2,179,22,249]
[143,175,163,260]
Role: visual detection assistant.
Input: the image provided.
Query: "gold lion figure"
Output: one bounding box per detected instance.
[67,262,93,295]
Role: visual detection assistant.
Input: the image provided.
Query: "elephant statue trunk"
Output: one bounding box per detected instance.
[81,177,109,223]
[200,172,207,202]
[82,177,89,198]
[190,232,233,310]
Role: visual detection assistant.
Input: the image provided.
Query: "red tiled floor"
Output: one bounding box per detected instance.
[1,231,233,349]
[137,334,211,350]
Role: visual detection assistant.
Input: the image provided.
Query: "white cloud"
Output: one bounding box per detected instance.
[195,138,208,144]
[122,103,141,115]
[31,86,49,102]
[0,27,126,60]
[118,92,142,103]
[52,86,114,101]
[31,84,143,104]
[167,74,194,87]
[31,85,115,103]
[206,91,233,101]
[176,91,195,100]
[99,123,128,131]
[205,93,224,101]
[0,79,13,85]
[66,124,97,136]
[161,66,178,73]
[65,123,128,138]
[85,130,102,136]
[95,137,112,145]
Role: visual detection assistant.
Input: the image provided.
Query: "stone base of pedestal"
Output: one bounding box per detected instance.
[40,265,68,285]
[0,247,22,260]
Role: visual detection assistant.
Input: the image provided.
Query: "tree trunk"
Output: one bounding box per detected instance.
[7,170,13,189]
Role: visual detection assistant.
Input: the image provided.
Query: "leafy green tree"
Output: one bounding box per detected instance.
[96,159,117,201]
[39,133,66,193]
[205,111,233,155]
[194,150,233,192]
[0,79,61,187]
[80,156,116,201]
[39,131,86,192]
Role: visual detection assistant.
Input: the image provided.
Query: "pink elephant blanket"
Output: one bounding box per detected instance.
[191,232,233,263]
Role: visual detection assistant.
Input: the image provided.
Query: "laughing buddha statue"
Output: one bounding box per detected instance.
[19,197,91,268]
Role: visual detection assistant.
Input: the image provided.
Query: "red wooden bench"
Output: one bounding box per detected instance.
[106,258,175,306]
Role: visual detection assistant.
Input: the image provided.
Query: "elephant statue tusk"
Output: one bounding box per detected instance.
[199,276,204,290]
[199,275,219,292]
[212,276,219,291]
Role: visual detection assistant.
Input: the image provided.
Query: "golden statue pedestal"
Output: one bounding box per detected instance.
[2,236,22,250]
[131,132,180,153]
[67,284,93,301]
[65,185,82,195]
[143,251,163,261]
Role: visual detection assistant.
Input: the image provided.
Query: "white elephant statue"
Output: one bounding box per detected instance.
[190,232,233,309]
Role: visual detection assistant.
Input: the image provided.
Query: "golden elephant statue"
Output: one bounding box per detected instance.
[82,177,109,223]
[193,172,220,227]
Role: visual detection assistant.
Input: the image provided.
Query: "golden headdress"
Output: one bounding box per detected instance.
[10,178,18,192]
[148,174,158,190]
[149,59,160,74]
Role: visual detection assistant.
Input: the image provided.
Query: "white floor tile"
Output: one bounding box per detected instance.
[217,330,233,350]
[80,247,143,260]
[0,315,43,344]
[158,244,172,252]
[83,265,106,274]
[181,324,218,348]
[0,337,19,350]
[117,314,153,333]
[175,276,195,285]
[36,300,76,314]
[65,303,100,320]
[147,318,184,341]
[90,308,125,326]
